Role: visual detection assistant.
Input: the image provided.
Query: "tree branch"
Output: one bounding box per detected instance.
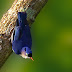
[0,0,48,68]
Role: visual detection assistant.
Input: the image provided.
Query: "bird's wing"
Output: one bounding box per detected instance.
[11,19,22,42]
[14,26,22,41]
[23,25,32,48]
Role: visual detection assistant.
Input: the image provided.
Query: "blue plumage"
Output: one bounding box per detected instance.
[12,12,33,59]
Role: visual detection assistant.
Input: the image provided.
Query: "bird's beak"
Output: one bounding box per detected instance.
[30,57,34,61]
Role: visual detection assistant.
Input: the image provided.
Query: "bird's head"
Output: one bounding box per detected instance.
[20,47,34,61]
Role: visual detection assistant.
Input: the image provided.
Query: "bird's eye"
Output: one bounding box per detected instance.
[25,48,26,51]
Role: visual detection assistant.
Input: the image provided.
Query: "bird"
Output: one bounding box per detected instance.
[11,12,34,61]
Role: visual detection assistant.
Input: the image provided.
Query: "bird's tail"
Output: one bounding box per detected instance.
[17,12,27,28]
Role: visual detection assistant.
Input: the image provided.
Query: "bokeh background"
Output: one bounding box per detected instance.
[0,0,72,72]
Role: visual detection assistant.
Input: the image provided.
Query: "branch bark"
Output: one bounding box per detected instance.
[0,0,48,68]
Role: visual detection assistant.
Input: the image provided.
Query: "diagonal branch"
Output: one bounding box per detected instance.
[0,0,48,68]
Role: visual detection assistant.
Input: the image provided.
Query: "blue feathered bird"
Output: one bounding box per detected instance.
[11,12,34,61]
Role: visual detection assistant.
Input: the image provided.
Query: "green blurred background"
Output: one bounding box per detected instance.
[0,0,72,72]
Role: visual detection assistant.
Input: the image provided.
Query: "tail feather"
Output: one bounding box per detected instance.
[18,12,27,27]
[16,19,19,26]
